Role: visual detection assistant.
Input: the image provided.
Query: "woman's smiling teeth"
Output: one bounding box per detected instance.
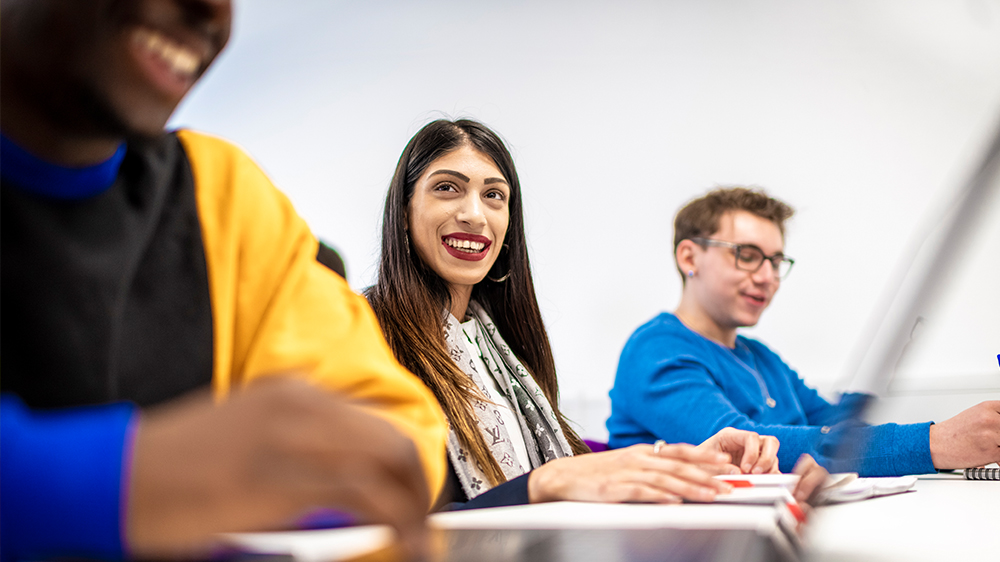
[133,28,200,77]
[444,237,487,253]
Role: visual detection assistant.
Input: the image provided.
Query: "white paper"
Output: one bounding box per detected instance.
[222,525,393,562]
[714,474,801,487]
[819,476,918,504]
[429,501,785,534]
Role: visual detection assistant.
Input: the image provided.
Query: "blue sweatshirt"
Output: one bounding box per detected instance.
[607,313,935,476]
[1,395,136,561]
[0,135,136,562]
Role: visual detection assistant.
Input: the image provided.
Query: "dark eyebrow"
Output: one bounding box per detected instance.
[484,177,509,186]
[738,243,785,258]
[428,169,470,182]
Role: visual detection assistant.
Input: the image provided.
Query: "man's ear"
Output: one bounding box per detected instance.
[675,239,698,274]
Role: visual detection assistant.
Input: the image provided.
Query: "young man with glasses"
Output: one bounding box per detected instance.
[606,187,1000,477]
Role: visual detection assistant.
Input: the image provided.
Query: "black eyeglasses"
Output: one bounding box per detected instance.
[690,237,795,279]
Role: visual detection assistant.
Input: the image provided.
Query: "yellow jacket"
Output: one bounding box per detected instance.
[178,130,447,501]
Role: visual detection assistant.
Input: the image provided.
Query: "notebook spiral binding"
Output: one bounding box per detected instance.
[964,467,1000,481]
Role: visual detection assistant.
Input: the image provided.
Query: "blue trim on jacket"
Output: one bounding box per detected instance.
[607,313,935,476]
[1,394,137,562]
[0,133,125,199]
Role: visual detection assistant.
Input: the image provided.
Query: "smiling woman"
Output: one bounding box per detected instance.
[406,146,511,319]
[366,120,824,509]
[367,119,578,496]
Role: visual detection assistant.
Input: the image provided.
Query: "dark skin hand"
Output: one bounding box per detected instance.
[127,378,430,559]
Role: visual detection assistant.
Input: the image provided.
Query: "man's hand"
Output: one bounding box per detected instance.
[127,377,429,559]
[790,454,828,505]
[697,427,780,475]
[929,401,1000,470]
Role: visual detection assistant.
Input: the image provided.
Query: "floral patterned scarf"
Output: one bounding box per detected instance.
[442,301,574,499]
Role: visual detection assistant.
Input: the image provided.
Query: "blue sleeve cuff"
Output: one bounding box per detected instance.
[883,421,936,476]
[1,394,138,562]
[832,420,936,476]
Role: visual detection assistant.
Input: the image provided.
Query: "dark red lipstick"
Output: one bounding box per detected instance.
[442,233,492,261]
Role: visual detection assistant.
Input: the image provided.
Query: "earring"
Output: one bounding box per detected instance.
[487,244,511,283]
[404,234,411,257]
[687,270,695,277]
[487,270,511,283]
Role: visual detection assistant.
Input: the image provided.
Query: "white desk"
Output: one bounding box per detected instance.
[804,474,1000,562]
[226,474,998,562]
[228,502,795,562]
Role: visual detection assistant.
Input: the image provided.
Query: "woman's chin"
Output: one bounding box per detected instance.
[442,273,489,292]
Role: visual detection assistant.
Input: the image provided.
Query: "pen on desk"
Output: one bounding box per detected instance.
[782,489,807,524]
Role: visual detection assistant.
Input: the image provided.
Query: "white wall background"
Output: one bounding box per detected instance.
[170,0,1000,440]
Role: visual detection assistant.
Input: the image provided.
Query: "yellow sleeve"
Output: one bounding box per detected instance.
[175,129,447,503]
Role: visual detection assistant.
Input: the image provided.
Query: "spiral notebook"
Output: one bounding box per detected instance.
[964,468,1000,481]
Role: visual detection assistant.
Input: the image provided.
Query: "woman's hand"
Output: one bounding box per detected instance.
[696,427,780,475]
[527,443,735,504]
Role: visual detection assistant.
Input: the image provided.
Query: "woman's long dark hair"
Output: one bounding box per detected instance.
[366,119,590,486]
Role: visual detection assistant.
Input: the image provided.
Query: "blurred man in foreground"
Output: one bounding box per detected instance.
[0,0,447,559]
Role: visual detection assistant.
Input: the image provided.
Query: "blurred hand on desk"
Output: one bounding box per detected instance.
[126,377,429,559]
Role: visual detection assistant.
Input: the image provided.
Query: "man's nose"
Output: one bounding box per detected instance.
[753,258,780,283]
[183,0,233,38]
